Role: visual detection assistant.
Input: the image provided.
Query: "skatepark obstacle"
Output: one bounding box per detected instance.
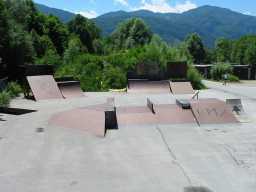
[27,75,63,101]
[226,99,245,115]
[127,80,171,93]
[190,99,238,125]
[57,81,84,98]
[170,81,195,94]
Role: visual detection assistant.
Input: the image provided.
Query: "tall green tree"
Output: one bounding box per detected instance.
[68,14,100,53]
[63,35,84,65]
[111,18,153,50]
[244,41,256,79]
[5,0,37,28]
[0,0,9,72]
[45,15,69,55]
[215,38,233,62]
[185,33,206,64]
[6,22,35,79]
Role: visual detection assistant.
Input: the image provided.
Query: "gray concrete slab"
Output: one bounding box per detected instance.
[1,84,256,192]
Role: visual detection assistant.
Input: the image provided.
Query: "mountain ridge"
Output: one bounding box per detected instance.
[35,3,256,47]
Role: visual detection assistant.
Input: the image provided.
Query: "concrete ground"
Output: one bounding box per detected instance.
[0,81,256,192]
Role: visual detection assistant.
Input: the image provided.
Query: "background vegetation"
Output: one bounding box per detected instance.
[1,0,256,94]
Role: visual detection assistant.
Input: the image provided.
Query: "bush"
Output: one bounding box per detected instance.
[228,74,240,82]
[187,66,205,90]
[0,91,11,107]
[210,63,233,80]
[102,65,126,90]
[6,82,22,97]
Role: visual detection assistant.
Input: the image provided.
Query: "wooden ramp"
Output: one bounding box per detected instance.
[191,99,238,125]
[170,82,194,94]
[27,75,63,101]
[128,80,171,93]
[57,81,84,98]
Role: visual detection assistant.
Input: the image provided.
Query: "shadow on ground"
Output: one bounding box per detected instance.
[184,186,214,192]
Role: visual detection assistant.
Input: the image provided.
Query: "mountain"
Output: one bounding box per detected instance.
[35,3,256,47]
[35,3,75,23]
[94,6,256,47]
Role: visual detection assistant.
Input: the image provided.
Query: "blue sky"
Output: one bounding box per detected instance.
[33,0,255,18]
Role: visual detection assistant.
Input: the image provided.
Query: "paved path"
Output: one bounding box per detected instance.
[203,80,256,100]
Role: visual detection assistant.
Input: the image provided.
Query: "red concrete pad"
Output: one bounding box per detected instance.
[49,108,105,137]
[170,82,194,94]
[27,75,63,101]
[190,99,239,125]
[128,80,171,93]
[154,104,196,124]
[116,106,157,126]
[58,82,84,98]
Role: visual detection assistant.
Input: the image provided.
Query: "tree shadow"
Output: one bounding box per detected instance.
[184,186,214,192]
[0,115,6,121]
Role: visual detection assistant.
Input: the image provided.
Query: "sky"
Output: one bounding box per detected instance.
[33,0,256,18]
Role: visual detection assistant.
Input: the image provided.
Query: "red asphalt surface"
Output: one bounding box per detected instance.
[27,75,63,101]
[49,108,105,137]
[49,99,116,137]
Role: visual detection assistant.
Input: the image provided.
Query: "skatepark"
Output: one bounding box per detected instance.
[1,77,256,192]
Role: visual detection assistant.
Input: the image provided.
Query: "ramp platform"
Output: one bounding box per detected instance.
[170,82,194,94]
[116,106,157,126]
[191,99,238,125]
[154,104,196,124]
[57,81,84,98]
[27,75,63,101]
[127,80,171,93]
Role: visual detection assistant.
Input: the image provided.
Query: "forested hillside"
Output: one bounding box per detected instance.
[94,6,256,47]
[35,3,75,23]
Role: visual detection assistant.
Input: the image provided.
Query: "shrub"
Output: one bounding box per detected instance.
[0,91,11,107]
[210,63,233,80]
[6,82,22,97]
[187,66,205,90]
[102,65,126,90]
[228,74,240,82]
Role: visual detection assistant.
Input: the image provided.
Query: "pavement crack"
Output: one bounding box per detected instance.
[155,126,193,186]
[223,144,241,166]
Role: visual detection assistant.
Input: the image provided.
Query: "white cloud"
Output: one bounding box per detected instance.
[135,0,197,13]
[76,10,98,18]
[114,0,129,6]
[243,11,255,16]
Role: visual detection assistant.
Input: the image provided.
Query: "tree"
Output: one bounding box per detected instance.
[45,15,69,55]
[68,14,100,53]
[111,18,153,50]
[102,65,126,90]
[6,22,35,79]
[215,38,232,62]
[244,41,256,79]
[185,33,206,64]
[0,0,9,72]
[4,0,37,28]
[63,36,84,65]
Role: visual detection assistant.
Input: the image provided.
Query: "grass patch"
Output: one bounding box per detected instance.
[0,82,22,107]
